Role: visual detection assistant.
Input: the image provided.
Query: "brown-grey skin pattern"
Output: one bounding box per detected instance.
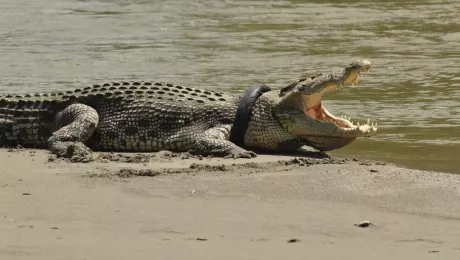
[0,60,377,159]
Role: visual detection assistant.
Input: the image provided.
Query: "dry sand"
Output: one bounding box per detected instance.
[1,148,459,260]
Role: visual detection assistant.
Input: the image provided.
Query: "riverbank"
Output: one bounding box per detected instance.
[1,148,459,259]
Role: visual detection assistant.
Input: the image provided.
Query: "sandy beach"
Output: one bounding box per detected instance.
[1,148,459,260]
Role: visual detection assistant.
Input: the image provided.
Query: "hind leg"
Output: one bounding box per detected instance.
[48,104,99,161]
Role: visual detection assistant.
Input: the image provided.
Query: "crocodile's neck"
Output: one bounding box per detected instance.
[244,91,295,151]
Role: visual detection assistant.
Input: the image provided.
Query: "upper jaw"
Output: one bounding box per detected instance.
[300,59,372,95]
[278,59,372,105]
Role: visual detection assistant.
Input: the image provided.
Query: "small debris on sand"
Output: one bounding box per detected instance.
[354,221,373,228]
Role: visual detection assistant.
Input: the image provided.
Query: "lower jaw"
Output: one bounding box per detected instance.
[305,135,357,151]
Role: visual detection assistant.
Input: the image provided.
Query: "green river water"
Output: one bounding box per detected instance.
[1,0,459,173]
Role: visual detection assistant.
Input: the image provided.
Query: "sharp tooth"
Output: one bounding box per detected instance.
[367,118,370,125]
[357,122,360,127]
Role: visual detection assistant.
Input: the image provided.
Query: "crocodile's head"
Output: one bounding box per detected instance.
[275,60,377,151]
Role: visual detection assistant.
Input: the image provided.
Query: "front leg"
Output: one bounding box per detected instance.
[192,125,257,158]
[48,104,99,161]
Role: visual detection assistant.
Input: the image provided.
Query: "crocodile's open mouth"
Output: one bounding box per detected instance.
[304,101,376,129]
[301,70,377,130]
[278,59,376,151]
[305,102,352,128]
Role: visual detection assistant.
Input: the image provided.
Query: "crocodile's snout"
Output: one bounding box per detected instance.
[273,59,377,152]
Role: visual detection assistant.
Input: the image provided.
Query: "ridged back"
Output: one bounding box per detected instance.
[1,81,231,104]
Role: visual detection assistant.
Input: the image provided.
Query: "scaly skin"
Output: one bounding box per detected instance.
[0,60,377,159]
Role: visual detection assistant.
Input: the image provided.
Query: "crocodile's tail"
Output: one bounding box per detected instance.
[0,122,8,147]
[0,114,14,147]
[0,96,12,146]
[0,97,59,148]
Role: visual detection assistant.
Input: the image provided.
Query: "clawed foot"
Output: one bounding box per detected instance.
[49,141,94,163]
[224,148,257,159]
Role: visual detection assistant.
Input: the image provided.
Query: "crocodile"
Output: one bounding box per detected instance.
[0,60,376,160]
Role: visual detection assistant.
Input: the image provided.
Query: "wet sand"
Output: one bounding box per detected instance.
[1,148,459,259]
